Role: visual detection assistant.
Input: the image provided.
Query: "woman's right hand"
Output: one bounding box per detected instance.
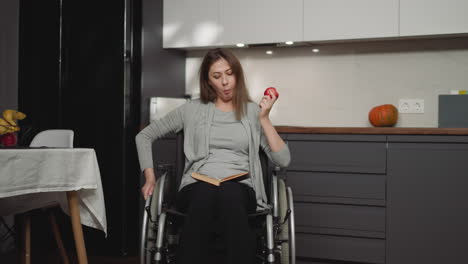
[141,168,156,200]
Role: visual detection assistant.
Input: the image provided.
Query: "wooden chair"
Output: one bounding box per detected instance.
[21,129,75,264]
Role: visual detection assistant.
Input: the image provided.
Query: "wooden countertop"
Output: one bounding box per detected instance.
[275,126,468,135]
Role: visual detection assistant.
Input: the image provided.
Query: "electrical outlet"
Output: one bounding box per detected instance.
[412,99,424,113]
[398,99,411,113]
[398,99,424,114]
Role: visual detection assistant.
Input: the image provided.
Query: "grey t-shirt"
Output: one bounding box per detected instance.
[187,108,252,189]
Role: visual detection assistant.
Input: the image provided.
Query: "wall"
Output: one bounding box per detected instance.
[0,0,19,110]
[186,37,468,128]
[141,0,186,126]
[2,0,186,127]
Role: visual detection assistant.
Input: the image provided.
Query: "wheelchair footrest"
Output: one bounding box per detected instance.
[165,208,186,217]
[248,208,271,217]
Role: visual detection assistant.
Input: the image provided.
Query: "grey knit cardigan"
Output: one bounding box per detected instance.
[135,99,291,209]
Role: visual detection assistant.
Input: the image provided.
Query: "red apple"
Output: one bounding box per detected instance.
[264,87,279,99]
[1,133,17,147]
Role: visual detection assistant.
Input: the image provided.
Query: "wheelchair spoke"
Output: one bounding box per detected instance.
[146,206,157,224]
[281,209,291,225]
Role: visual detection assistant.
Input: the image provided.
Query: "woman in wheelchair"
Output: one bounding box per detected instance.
[136,48,291,264]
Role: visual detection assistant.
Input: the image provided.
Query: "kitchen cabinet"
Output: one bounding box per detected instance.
[277,129,468,263]
[285,134,387,263]
[163,0,467,49]
[303,0,399,41]
[163,0,302,48]
[153,127,468,263]
[163,0,221,48]
[219,0,302,45]
[387,135,468,264]
[400,0,468,36]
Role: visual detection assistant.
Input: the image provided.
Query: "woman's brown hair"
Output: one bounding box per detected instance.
[199,48,251,120]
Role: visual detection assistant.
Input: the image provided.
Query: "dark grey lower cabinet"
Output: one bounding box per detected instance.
[285,133,468,264]
[297,233,385,263]
[153,132,468,263]
[286,134,387,263]
[387,136,468,264]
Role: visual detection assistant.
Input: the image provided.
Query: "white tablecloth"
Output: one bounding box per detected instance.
[0,148,107,235]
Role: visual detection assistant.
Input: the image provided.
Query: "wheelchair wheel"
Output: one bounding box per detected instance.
[277,179,289,264]
[278,179,296,264]
[286,186,296,264]
[141,177,164,264]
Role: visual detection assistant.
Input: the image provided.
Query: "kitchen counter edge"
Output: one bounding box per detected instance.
[275,126,468,135]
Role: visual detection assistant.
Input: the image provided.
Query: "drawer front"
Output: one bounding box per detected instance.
[297,233,385,264]
[295,202,385,238]
[288,171,386,204]
[288,140,386,174]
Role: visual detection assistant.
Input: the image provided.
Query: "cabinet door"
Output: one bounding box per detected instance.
[304,0,398,41]
[219,0,302,45]
[387,139,468,264]
[286,134,387,263]
[163,0,221,48]
[400,0,468,36]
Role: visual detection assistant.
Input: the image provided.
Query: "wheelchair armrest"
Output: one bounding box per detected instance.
[271,166,288,219]
[155,163,177,215]
[272,172,279,218]
[155,170,168,216]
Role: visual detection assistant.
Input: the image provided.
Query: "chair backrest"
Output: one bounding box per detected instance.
[29,129,74,148]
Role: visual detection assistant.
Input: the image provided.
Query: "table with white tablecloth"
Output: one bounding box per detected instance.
[0,148,107,263]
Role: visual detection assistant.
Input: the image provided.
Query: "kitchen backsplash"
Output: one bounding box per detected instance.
[186,37,468,127]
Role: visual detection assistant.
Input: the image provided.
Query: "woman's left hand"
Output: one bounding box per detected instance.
[259,90,277,120]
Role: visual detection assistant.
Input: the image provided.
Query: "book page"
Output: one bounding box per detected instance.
[191,171,249,186]
[191,172,220,186]
[220,172,249,182]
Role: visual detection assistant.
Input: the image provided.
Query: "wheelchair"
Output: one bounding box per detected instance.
[140,152,296,264]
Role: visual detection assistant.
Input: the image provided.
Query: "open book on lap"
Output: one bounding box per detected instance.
[191,172,249,187]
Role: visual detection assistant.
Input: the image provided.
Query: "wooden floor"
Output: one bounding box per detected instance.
[0,209,140,264]
[87,255,139,264]
[1,251,139,264]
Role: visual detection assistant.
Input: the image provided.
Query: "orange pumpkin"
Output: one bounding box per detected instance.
[369,104,398,127]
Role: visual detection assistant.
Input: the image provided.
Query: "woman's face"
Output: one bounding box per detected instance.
[208,58,236,103]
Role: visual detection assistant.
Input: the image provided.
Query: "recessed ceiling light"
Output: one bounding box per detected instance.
[312,48,320,53]
[236,43,245,47]
[266,50,273,55]
[285,41,294,45]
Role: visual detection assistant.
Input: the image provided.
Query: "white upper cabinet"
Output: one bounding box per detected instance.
[163,0,221,48]
[303,0,399,41]
[163,0,467,49]
[219,0,303,45]
[400,0,468,36]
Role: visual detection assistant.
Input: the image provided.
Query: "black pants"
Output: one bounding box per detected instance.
[175,181,257,264]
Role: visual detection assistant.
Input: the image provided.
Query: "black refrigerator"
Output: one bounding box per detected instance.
[17,0,185,257]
